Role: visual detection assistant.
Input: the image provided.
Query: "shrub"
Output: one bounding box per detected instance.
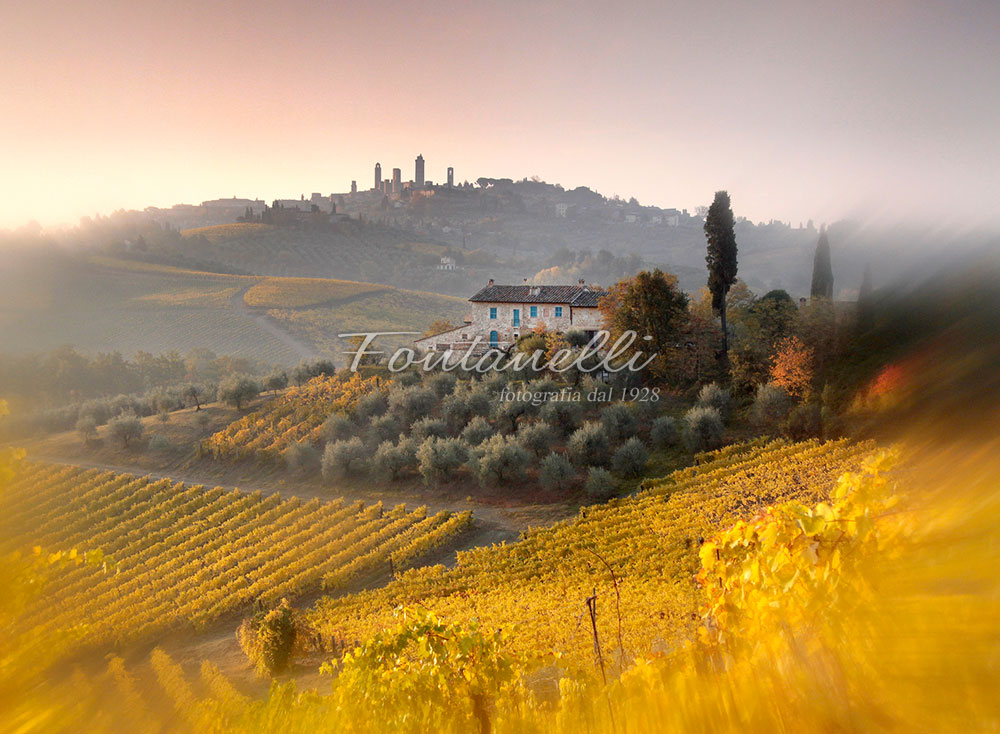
[696,382,731,422]
[285,441,320,475]
[264,371,289,393]
[681,406,725,453]
[749,383,792,433]
[416,437,468,485]
[236,599,297,676]
[583,467,617,501]
[320,413,354,442]
[372,439,417,481]
[540,401,583,435]
[600,403,639,443]
[76,416,98,444]
[107,412,143,449]
[649,416,678,449]
[567,421,611,467]
[389,387,438,427]
[148,434,173,453]
[539,452,576,492]
[410,417,449,441]
[611,437,649,478]
[518,422,556,458]
[784,402,823,440]
[460,416,493,446]
[292,359,336,385]
[218,374,261,410]
[355,391,388,420]
[427,372,457,398]
[476,434,530,487]
[322,437,368,479]
[367,415,402,445]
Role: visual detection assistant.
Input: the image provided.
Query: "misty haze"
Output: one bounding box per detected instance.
[1,1,998,732]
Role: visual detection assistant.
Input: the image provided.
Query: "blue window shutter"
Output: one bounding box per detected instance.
[555,306,563,318]
[490,307,497,319]
[530,306,537,318]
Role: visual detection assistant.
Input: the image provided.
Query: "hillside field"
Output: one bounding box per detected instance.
[0,254,464,365]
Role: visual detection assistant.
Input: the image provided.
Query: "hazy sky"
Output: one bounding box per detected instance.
[1,0,998,230]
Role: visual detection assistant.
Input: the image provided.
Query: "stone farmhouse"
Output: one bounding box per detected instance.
[415,279,607,354]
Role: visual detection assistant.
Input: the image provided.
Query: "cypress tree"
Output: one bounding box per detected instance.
[811,228,834,299]
[704,190,739,361]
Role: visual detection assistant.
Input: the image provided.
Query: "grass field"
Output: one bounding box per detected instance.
[243,277,388,309]
[0,254,466,365]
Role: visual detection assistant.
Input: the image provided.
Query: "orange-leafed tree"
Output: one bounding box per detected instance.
[769,336,814,399]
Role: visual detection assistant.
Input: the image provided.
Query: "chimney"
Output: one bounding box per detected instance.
[578,279,585,285]
[488,279,495,286]
[523,278,528,284]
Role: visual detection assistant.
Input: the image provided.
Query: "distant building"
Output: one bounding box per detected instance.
[350,180,357,194]
[415,154,425,187]
[437,256,459,271]
[374,162,381,191]
[392,168,402,194]
[415,279,606,354]
[554,203,569,218]
[447,167,454,187]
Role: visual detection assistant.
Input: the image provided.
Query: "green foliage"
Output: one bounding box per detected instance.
[461,416,493,446]
[292,359,336,386]
[75,416,98,444]
[749,383,792,433]
[410,417,449,441]
[475,434,530,487]
[218,374,261,410]
[389,386,438,427]
[583,466,617,500]
[681,406,724,453]
[600,403,639,443]
[320,412,355,442]
[539,400,583,435]
[107,412,143,448]
[285,440,320,475]
[417,437,469,485]
[322,437,369,479]
[600,269,690,380]
[264,370,289,393]
[810,229,834,299]
[367,414,403,445]
[784,403,823,440]
[696,382,731,422]
[517,421,556,458]
[236,599,298,676]
[147,434,173,453]
[649,415,678,449]
[355,390,389,420]
[538,452,576,491]
[611,437,649,478]
[567,421,611,467]
[372,438,418,481]
[704,190,738,313]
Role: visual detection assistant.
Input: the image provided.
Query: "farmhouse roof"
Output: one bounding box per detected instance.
[469,284,606,306]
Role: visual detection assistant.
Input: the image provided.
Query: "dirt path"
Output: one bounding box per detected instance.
[229,283,320,362]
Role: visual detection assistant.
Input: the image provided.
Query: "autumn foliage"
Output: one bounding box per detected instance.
[769,336,814,399]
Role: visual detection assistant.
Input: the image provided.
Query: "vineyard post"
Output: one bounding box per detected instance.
[586,590,617,732]
[585,590,606,686]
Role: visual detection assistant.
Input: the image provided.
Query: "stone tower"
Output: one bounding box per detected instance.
[374,162,381,191]
[415,154,425,187]
[447,166,454,187]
